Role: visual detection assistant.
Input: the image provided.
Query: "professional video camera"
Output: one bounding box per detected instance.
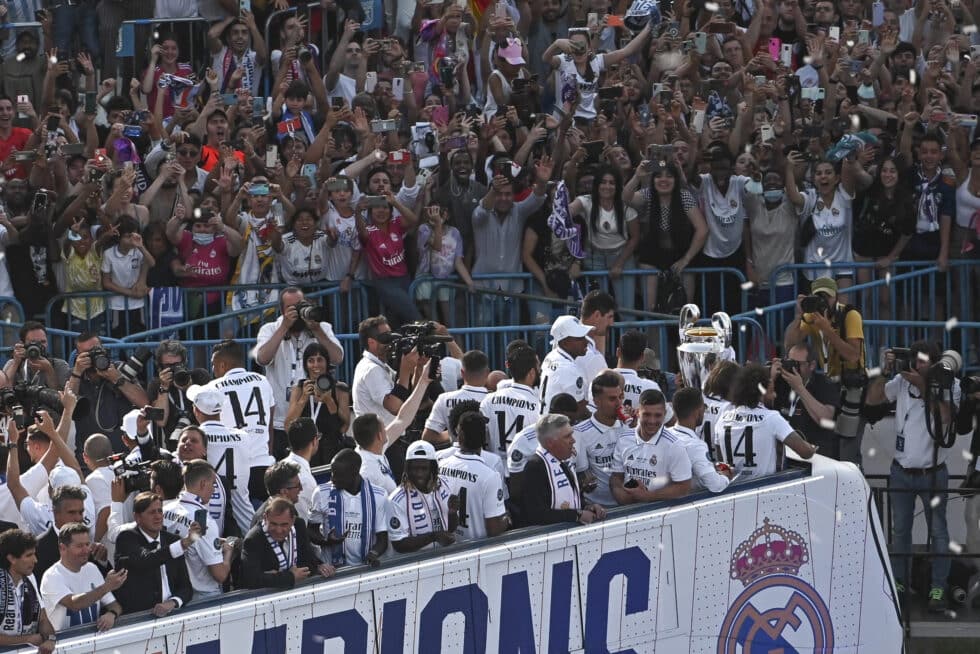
[0,383,87,428]
[387,322,454,381]
[108,454,152,494]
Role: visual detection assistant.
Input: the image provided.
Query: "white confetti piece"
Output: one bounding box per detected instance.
[885,272,892,285]
[950,541,963,554]
[867,447,876,458]
[757,383,768,396]
[867,367,882,378]
[14,53,24,62]
[704,1,719,9]
[739,324,746,332]
[819,418,836,429]
[49,55,57,64]
[846,40,855,47]
[850,114,860,129]
[910,70,916,85]
[741,281,754,290]
[193,208,202,218]
[755,307,765,316]
[962,449,974,461]
[816,246,824,257]
[824,258,833,267]
[946,317,959,331]
[803,56,812,65]
[965,24,978,34]
[930,495,941,508]
[917,351,930,363]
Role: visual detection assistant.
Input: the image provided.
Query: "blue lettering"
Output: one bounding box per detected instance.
[252,625,285,653]
[548,561,574,654]
[419,584,488,654]
[301,610,368,654]
[584,547,651,654]
[380,599,407,654]
[499,571,535,653]
[187,642,220,654]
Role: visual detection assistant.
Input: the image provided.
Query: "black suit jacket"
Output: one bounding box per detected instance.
[517,454,582,527]
[33,526,59,585]
[240,519,321,590]
[113,527,194,614]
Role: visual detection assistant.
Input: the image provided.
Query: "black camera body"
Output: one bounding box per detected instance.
[109,455,152,495]
[25,341,46,361]
[891,347,912,373]
[387,321,454,380]
[801,294,830,315]
[171,365,192,387]
[294,301,328,323]
[87,347,112,372]
[315,371,336,393]
[0,382,76,428]
[297,45,312,64]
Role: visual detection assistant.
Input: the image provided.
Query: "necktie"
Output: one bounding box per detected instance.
[150,540,159,549]
[559,461,579,496]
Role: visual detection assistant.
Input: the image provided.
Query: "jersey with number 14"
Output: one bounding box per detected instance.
[198,419,256,532]
[211,368,277,465]
[480,382,540,462]
[714,404,795,477]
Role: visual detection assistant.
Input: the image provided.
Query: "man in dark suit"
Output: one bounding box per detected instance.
[113,492,197,617]
[240,498,335,590]
[34,486,89,584]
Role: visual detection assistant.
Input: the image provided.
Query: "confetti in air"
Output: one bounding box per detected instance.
[885,272,892,285]
[193,208,203,218]
[755,307,765,315]
[819,419,836,429]
[741,281,754,290]
[949,541,963,554]
[917,351,930,363]
[15,53,24,62]
[851,114,861,129]
[909,70,916,85]
[758,383,768,396]
[945,317,959,331]
[867,448,876,458]
[867,367,882,378]
[962,449,974,462]
[739,324,746,332]
[705,2,719,9]
[49,56,57,64]
[930,495,941,508]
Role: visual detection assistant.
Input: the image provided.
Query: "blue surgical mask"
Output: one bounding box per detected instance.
[763,189,785,203]
[857,83,876,100]
[192,233,215,245]
[745,179,764,195]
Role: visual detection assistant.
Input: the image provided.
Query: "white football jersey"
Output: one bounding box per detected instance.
[573,415,631,508]
[578,339,607,387]
[309,481,389,566]
[436,445,508,498]
[506,425,539,475]
[480,382,541,461]
[714,404,795,477]
[425,384,489,435]
[539,348,586,411]
[438,451,507,541]
[210,368,277,465]
[699,394,732,462]
[199,419,255,532]
[615,368,662,409]
[611,427,692,493]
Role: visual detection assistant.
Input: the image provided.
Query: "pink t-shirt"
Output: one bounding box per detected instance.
[361,216,408,278]
[178,231,232,303]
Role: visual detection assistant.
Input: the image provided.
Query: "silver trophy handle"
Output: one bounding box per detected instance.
[711,312,733,348]
[678,304,701,341]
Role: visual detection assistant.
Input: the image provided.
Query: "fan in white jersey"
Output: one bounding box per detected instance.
[422,350,490,447]
[574,372,632,508]
[540,316,593,422]
[481,344,541,461]
[210,341,277,466]
[437,414,508,541]
[713,365,816,477]
[388,441,459,553]
[188,385,256,533]
[506,393,581,500]
[310,450,389,567]
[609,389,693,505]
[698,359,739,462]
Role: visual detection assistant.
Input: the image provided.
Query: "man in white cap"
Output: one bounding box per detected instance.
[539,315,592,421]
[186,384,255,535]
[387,440,458,554]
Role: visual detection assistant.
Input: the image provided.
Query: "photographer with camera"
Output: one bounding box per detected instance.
[768,344,847,462]
[866,342,966,613]
[2,322,70,397]
[283,343,352,467]
[254,287,343,460]
[147,340,206,450]
[352,316,421,425]
[68,333,149,457]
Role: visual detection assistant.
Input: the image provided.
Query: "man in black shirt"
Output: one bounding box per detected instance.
[770,343,845,461]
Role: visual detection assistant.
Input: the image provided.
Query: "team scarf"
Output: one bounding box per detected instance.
[221,47,256,94]
[534,445,581,511]
[263,523,297,571]
[0,569,39,636]
[398,479,448,538]
[324,479,377,567]
[547,180,586,259]
[228,219,280,322]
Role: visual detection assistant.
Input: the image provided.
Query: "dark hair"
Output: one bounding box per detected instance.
[588,167,627,240]
[264,497,297,519]
[212,339,244,367]
[287,417,318,451]
[133,491,163,514]
[18,320,45,343]
[57,523,89,546]
[590,371,622,399]
[302,343,331,378]
[506,345,537,381]
[638,389,666,407]
[287,206,318,232]
[457,412,488,451]
[448,400,482,439]
[549,392,579,414]
[704,360,739,400]
[352,414,382,448]
[182,458,215,488]
[647,163,693,249]
[51,485,87,511]
[581,290,616,319]
[461,350,489,375]
[358,316,389,350]
[149,459,183,499]
[731,364,770,407]
[909,340,940,364]
[672,387,704,421]
[787,342,818,364]
[264,461,301,496]
[618,330,647,363]
[0,530,36,569]
[285,80,310,100]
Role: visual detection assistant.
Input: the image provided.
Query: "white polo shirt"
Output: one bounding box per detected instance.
[611,427,692,494]
[254,318,342,430]
[885,375,961,470]
[540,347,586,411]
[425,384,489,435]
[480,382,540,461]
[352,351,397,424]
[672,425,729,493]
[715,404,796,477]
[573,415,631,508]
[438,451,506,541]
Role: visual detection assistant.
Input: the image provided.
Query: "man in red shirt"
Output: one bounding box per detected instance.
[0,97,35,180]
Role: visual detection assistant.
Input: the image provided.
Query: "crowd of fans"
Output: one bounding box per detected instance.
[0,0,974,646]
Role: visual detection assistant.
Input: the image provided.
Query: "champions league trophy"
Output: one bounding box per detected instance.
[677,304,733,389]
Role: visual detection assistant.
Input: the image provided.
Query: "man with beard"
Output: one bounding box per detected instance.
[254,287,343,459]
[0,31,45,118]
[433,149,486,268]
[206,13,268,97]
[6,180,57,320]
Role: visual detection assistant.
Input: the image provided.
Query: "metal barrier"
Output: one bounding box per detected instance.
[115,17,212,85]
[262,2,335,97]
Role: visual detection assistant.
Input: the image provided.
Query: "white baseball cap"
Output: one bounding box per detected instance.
[186,384,224,415]
[550,315,592,343]
[404,440,437,461]
[49,465,82,490]
[122,408,142,440]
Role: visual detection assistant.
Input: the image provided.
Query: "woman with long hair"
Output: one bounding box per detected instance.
[566,166,640,309]
[270,206,331,287]
[624,161,707,312]
[357,189,421,326]
[284,343,352,467]
[318,175,362,293]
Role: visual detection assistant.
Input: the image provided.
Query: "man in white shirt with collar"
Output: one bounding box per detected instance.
[352,316,419,425]
[254,288,343,459]
[609,389,692,505]
[540,316,592,420]
[351,362,436,493]
[423,350,490,447]
[283,418,319,521]
[577,291,616,385]
[574,371,632,508]
[670,387,732,493]
[481,344,541,462]
[867,341,965,613]
[162,459,234,604]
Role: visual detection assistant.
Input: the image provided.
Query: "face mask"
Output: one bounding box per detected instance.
[192,233,214,245]
[857,83,876,100]
[745,179,764,195]
[764,189,785,203]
